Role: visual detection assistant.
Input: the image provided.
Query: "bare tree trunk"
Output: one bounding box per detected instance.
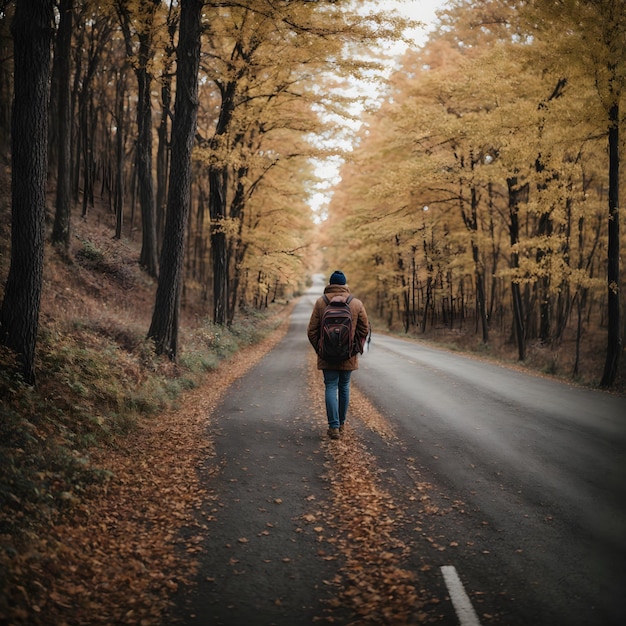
[0,0,53,384]
[209,80,237,325]
[535,211,553,343]
[208,156,229,324]
[461,180,489,344]
[0,9,13,146]
[80,92,93,218]
[118,0,160,277]
[51,0,73,249]
[421,233,433,334]
[155,1,177,247]
[472,240,489,343]
[507,176,528,361]
[114,66,127,240]
[148,0,203,359]
[601,98,621,387]
[70,27,83,202]
[135,56,159,276]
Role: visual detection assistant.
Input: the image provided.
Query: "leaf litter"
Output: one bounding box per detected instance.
[4,305,457,625]
[1,315,290,625]
[306,353,435,624]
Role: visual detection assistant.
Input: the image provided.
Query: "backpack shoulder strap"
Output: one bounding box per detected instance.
[324,294,352,305]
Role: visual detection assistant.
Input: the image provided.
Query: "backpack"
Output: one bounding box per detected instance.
[318,294,354,362]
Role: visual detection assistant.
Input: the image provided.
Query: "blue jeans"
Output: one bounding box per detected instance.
[323,370,352,429]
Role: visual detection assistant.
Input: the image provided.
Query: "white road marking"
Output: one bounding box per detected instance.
[441,565,482,626]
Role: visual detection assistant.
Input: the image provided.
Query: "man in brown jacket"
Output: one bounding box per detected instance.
[307,270,369,439]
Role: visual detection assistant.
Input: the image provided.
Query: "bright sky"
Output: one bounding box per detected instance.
[309,0,448,220]
[381,0,447,51]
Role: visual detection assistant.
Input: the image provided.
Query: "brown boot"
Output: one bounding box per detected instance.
[327,427,340,440]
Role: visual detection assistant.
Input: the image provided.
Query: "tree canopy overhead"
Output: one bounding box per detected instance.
[0,0,622,386]
[323,0,624,386]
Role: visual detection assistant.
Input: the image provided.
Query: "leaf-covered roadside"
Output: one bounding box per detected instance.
[305,356,440,625]
[0,312,291,625]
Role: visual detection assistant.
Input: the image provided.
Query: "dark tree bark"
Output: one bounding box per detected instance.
[74,16,112,216]
[226,168,247,325]
[459,171,488,344]
[135,37,159,276]
[51,0,73,249]
[0,0,54,384]
[507,176,529,362]
[118,0,160,277]
[210,174,229,325]
[535,210,553,343]
[70,25,83,202]
[80,90,94,217]
[420,237,433,334]
[0,5,13,147]
[156,1,178,246]
[114,66,128,240]
[148,0,203,359]
[600,98,621,387]
[533,78,567,345]
[209,80,237,325]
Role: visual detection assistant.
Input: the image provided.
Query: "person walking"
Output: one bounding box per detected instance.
[307,270,369,439]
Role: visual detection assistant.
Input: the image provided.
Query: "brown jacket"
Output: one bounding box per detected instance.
[307,283,369,371]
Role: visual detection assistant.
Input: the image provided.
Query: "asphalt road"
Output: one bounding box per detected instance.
[172,277,626,626]
[356,326,626,625]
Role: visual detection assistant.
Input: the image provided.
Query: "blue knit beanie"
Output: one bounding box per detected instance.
[329,270,347,285]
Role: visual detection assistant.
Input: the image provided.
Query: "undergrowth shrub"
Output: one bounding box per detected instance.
[0,347,109,542]
[1,307,278,544]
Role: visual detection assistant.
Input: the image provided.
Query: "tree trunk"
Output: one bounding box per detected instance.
[226,169,248,324]
[155,2,177,246]
[136,51,158,277]
[114,67,127,240]
[462,182,489,344]
[228,207,248,326]
[0,0,53,384]
[70,25,85,203]
[600,99,621,387]
[80,91,93,217]
[0,9,13,145]
[421,234,434,334]
[156,81,171,248]
[118,1,159,276]
[209,162,229,324]
[50,0,73,249]
[507,176,528,361]
[210,213,229,325]
[535,211,553,343]
[472,240,489,344]
[148,0,203,359]
[209,81,236,325]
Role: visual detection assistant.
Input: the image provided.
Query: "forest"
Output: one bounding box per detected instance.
[0,0,624,621]
[1,0,406,382]
[321,0,626,391]
[0,0,624,388]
